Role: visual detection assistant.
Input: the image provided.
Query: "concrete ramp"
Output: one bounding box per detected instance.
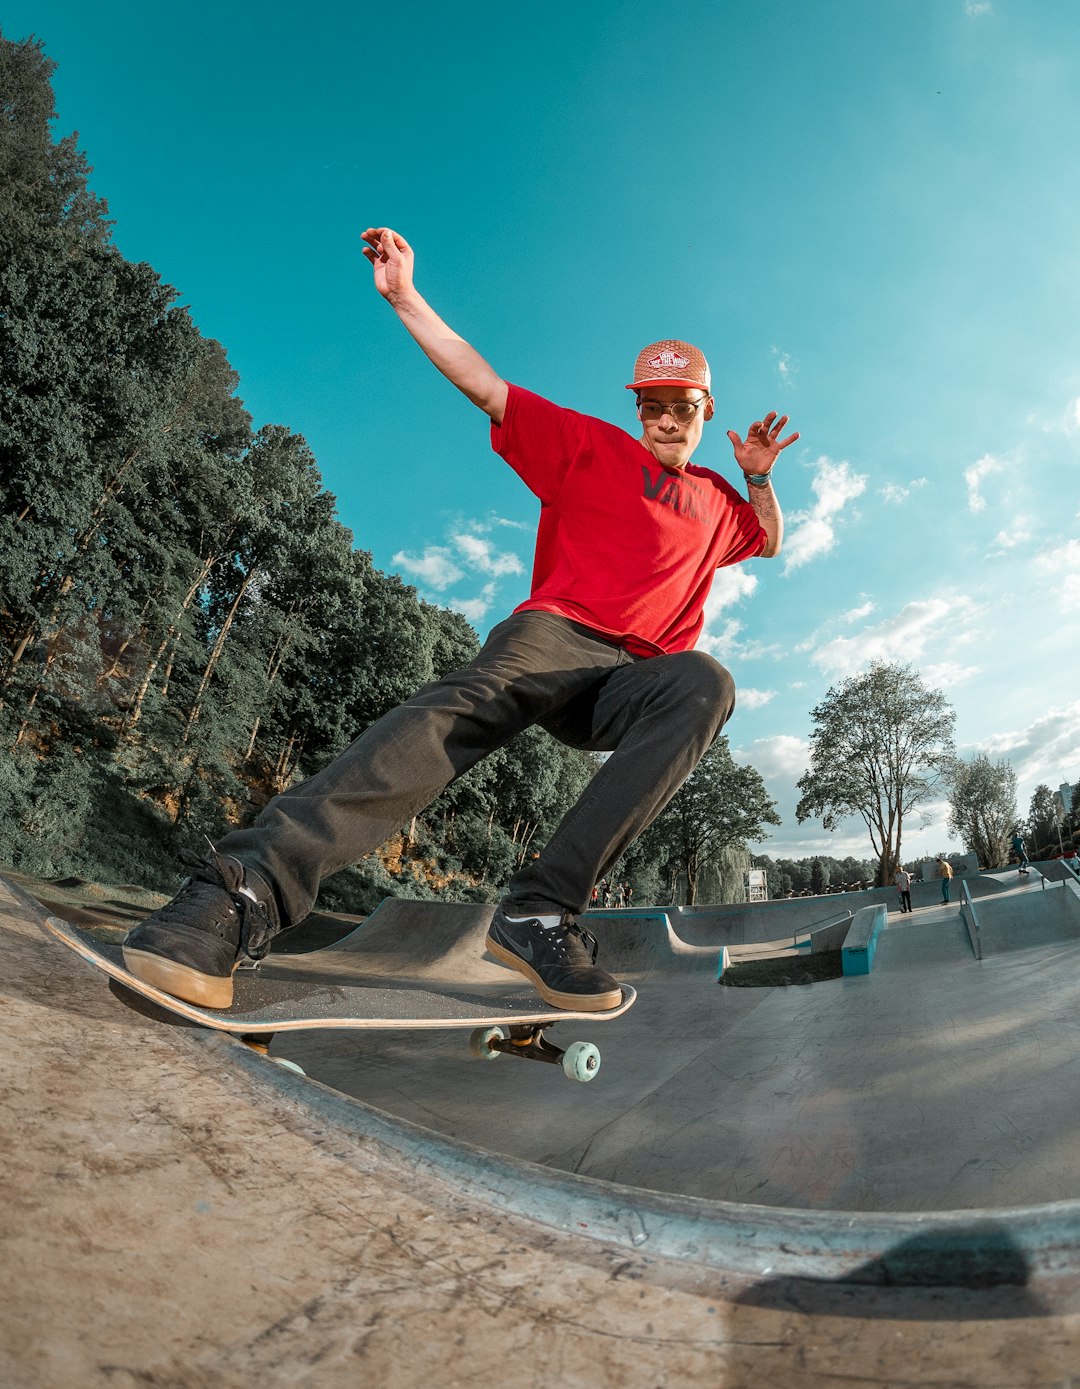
[581,909,720,974]
[969,884,1080,957]
[872,916,977,969]
[671,901,858,947]
[338,898,721,978]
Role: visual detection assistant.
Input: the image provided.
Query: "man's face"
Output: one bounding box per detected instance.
[636,385,714,471]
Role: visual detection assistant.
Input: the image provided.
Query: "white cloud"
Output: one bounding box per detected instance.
[782,456,867,573]
[392,546,463,590]
[452,532,523,577]
[394,516,529,615]
[1027,394,1080,438]
[738,688,776,711]
[770,346,796,384]
[921,660,983,690]
[810,595,981,679]
[963,454,1003,512]
[880,478,928,504]
[970,701,1080,794]
[966,1,991,15]
[795,598,876,653]
[698,565,759,657]
[988,520,1033,554]
[697,616,744,659]
[1034,537,1080,614]
[1035,536,1080,573]
[732,733,809,780]
[451,582,498,624]
[706,565,758,614]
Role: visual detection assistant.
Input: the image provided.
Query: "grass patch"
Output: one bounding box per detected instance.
[720,950,843,988]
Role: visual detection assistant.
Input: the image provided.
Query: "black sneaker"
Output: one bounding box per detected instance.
[485,907,623,1012]
[123,850,277,1009]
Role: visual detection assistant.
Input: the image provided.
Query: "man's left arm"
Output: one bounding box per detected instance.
[726,411,799,559]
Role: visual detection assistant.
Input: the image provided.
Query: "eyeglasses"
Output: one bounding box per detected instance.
[636,395,709,424]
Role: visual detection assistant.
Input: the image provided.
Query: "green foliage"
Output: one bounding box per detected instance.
[1026,783,1061,855]
[755,854,876,898]
[947,752,1018,868]
[796,662,956,885]
[0,33,780,918]
[627,737,780,905]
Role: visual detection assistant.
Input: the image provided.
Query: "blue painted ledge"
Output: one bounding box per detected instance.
[841,904,887,976]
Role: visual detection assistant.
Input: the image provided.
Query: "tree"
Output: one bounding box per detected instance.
[947,753,1018,868]
[635,737,780,905]
[1027,784,1060,855]
[796,662,956,886]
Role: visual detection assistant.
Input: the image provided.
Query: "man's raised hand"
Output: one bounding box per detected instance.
[726,412,799,477]
[361,227,416,304]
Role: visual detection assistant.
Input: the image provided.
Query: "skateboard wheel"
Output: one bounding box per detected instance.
[562,1041,601,1082]
[469,1025,506,1060]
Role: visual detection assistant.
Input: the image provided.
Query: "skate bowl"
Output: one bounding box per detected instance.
[9,868,1080,1385]
[265,882,1080,1228]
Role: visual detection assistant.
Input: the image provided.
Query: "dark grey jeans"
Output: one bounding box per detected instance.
[218,611,736,927]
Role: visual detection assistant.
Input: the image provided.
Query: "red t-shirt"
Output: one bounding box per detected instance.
[490,384,766,657]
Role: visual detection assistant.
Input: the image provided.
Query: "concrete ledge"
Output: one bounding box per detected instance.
[842,904,887,976]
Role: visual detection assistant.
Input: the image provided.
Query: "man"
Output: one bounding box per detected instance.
[1011,832,1030,876]
[893,866,913,914]
[937,856,954,903]
[123,226,798,1014]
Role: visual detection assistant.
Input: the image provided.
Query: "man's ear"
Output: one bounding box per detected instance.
[704,396,715,422]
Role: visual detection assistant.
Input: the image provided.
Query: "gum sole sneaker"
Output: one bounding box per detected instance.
[485,908,623,1012]
[121,945,240,1010]
[123,852,275,1009]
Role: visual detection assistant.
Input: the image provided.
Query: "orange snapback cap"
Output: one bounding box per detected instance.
[626,340,711,393]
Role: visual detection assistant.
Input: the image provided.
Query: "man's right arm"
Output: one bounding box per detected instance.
[361,227,509,424]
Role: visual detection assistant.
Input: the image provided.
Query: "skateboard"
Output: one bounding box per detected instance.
[42,908,636,1083]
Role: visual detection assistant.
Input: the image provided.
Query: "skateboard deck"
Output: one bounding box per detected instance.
[43,905,636,1080]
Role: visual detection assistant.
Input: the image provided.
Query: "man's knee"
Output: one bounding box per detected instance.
[658,650,736,722]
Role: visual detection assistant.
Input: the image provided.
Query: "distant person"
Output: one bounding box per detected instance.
[613,883,626,909]
[1011,833,1030,876]
[937,857,954,903]
[624,883,634,908]
[122,226,797,1016]
[893,867,913,914]
[1062,849,1080,876]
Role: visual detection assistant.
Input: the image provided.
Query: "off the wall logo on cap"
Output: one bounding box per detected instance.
[627,338,711,390]
[647,350,690,370]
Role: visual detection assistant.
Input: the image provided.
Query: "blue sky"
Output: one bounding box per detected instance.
[8,0,1080,863]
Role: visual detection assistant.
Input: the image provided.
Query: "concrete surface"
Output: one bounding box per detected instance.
[7,874,1080,1385]
[271,882,1080,1214]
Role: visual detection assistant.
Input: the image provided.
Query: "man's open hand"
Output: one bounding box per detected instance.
[361,227,416,303]
[726,412,799,476]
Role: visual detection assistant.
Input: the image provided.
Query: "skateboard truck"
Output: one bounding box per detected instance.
[469,1023,601,1082]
